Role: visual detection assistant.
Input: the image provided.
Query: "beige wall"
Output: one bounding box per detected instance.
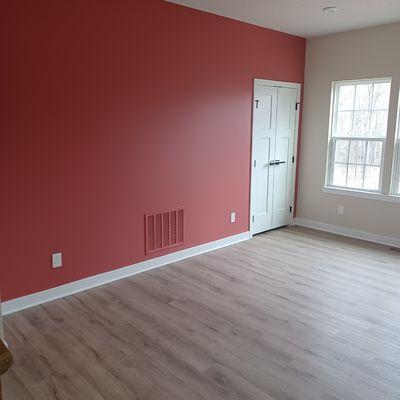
[297,22,400,238]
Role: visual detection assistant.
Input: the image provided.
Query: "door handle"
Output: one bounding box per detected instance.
[269,160,286,166]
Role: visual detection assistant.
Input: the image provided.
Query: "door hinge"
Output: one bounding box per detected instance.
[295,102,300,111]
[255,99,260,109]
[253,160,257,168]
[289,206,293,213]
[252,215,255,223]
[292,156,295,163]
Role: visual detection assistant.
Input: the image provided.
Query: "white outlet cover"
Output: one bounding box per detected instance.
[52,252,62,268]
[230,212,236,223]
[337,206,344,215]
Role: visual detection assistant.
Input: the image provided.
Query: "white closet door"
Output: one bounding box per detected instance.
[251,85,278,234]
[251,81,299,234]
[271,87,297,229]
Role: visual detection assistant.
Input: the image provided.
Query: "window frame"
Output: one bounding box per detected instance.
[325,77,392,195]
[390,99,400,196]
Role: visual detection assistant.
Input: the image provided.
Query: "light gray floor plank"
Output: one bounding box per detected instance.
[4,226,400,399]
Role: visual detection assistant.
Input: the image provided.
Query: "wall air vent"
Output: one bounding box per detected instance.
[145,208,184,254]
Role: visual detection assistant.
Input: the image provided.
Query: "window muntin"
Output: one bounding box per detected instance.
[328,79,391,192]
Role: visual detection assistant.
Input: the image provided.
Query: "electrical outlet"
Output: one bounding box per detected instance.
[337,205,344,215]
[52,252,62,268]
[230,212,236,223]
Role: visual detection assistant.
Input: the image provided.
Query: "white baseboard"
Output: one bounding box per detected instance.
[2,231,251,316]
[295,218,400,248]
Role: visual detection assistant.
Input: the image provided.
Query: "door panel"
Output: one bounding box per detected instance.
[272,137,290,209]
[271,136,291,228]
[253,138,271,216]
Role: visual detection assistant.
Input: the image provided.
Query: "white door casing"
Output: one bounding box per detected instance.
[250,79,301,235]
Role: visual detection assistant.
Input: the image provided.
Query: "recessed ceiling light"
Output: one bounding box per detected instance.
[323,6,338,14]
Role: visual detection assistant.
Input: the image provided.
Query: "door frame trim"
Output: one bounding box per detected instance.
[250,79,302,236]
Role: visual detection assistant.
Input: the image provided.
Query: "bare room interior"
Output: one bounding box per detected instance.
[1,1,400,399]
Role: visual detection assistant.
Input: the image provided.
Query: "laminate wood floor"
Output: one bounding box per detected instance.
[4,226,400,400]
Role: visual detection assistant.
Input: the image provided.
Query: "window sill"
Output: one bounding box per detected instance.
[323,186,400,203]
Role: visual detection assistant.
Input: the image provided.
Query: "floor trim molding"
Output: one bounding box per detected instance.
[2,231,251,316]
[295,218,400,248]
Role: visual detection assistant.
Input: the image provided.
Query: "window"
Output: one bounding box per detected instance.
[326,78,391,192]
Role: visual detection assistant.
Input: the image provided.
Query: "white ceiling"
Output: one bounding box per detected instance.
[166,0,400,38]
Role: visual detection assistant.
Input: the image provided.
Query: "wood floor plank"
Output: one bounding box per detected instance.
[3,226,400,399]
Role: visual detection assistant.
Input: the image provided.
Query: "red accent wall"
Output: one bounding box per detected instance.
[1,0,306,301]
